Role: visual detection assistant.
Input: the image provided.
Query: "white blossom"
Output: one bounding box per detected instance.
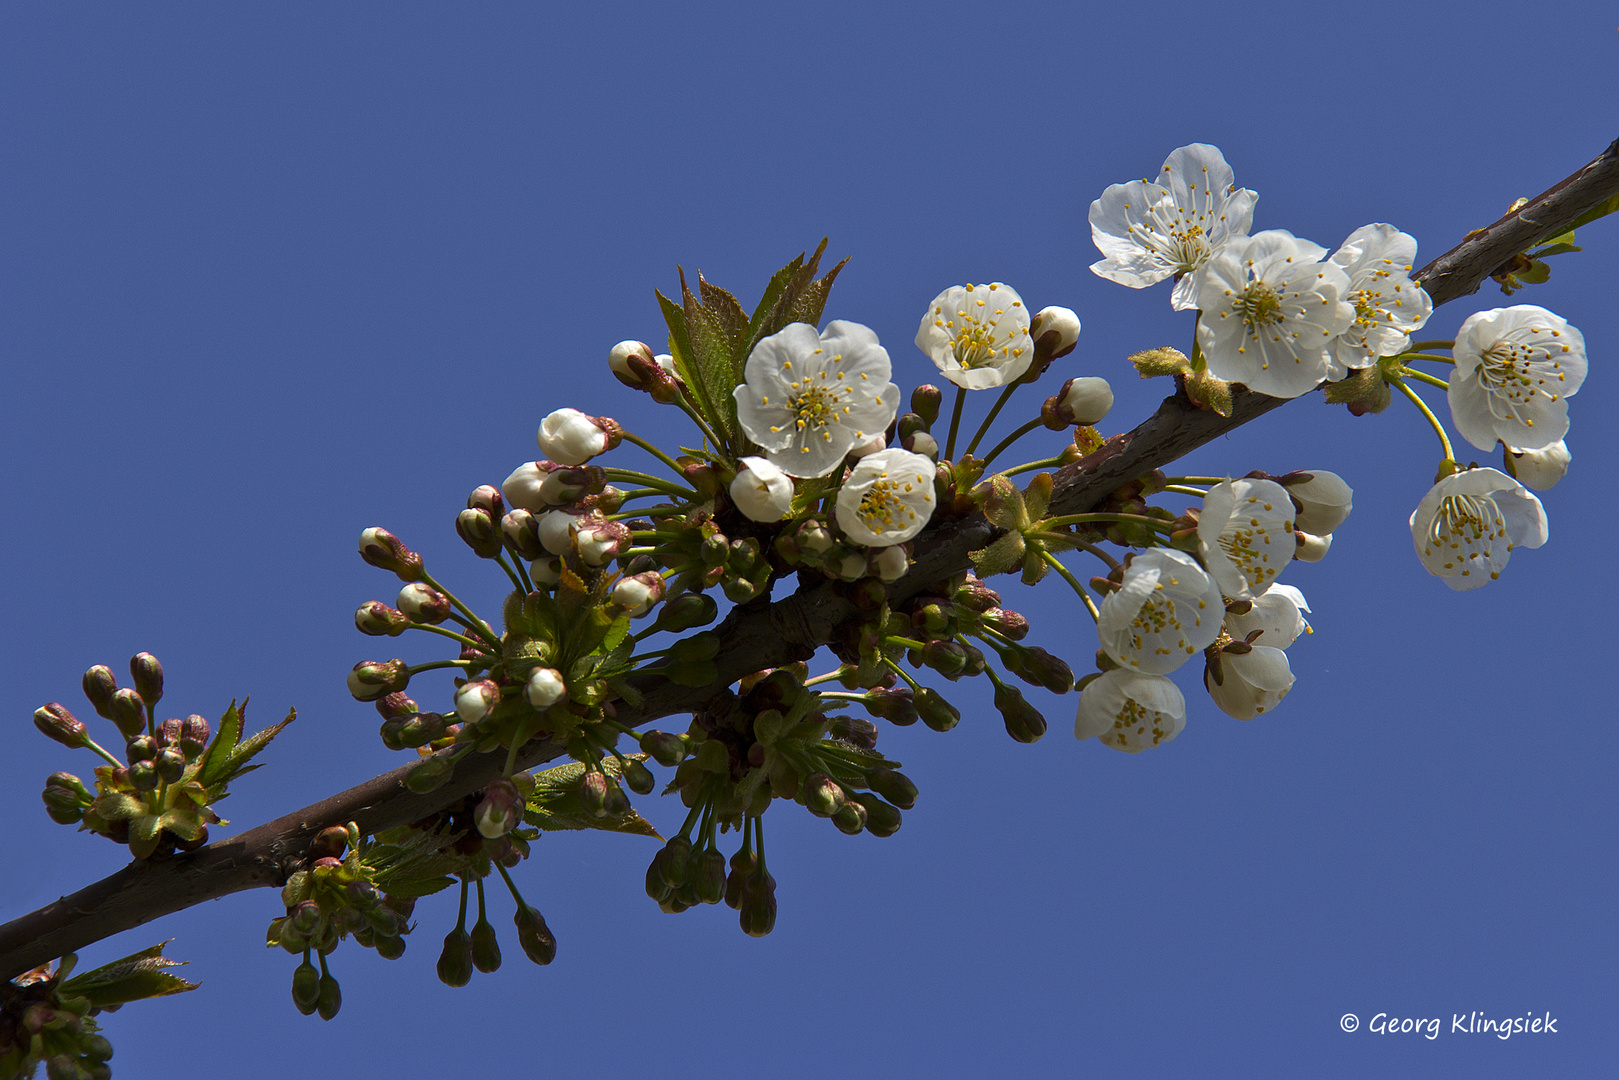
[1280,470,1353,535]
[529,556,563,585]
[849,433,887,458]
[454,680,500,723]
[538,509,582,556]
[1448,305,1587,452]
[538,408,611,466]
[834,448,937,547]
[734,321,899,478]
[729,456,795,522]
[1293,531,1332,562]
[1056,376,1113,426]
[1194,231,1356,399]
[1223,584,1310,650]
[608,340,656,381]
[915,283,1034,390]
[1326,224,1433,375]
[1074,670,1187,752]
[502,462,549,514]
[1409,467,1547,590]
[1197,478,1296,599]
[524,667,567,709]
[1097,548,1224,675]
[1205,646,1294,720]
[1089,143,1258,311]
[1504,439,1571,491]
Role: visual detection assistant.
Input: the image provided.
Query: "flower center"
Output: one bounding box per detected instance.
[1424,492,1511,581]
[784,365,854,440]
[1112,697,1172,745]
[857,475,917,534]
[1475,336,1564,425]
[1235,281,1284,332]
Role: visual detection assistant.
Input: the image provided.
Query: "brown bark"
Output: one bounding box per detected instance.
[4,137,1617,982]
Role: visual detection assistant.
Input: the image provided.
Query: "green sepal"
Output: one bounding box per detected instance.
[59,941,199,1009]
[970,531,1027,579]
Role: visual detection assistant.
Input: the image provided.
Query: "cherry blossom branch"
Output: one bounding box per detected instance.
[5,136,1617,983]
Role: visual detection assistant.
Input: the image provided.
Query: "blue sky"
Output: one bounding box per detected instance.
[3,3,1616,1077]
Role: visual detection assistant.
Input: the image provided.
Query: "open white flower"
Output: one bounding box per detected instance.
[915,283,1034,389]
[1194,231,1356,399]
[538,408,612,466]
[1504,439,1571,491]
[729,456,795,522]
[1097,548,1224,675]
[1205,646,1294,720]
[1409,466,1548,591]
[1074,670,1186,752]
[1448,305,1587,452]
[834,448,937,547]
[1326,224,1433,376]
[1198,478,1296,599]
[1223,584,1310,650]
[1279,470,1353,535]
[1089,143,1257,311]
[734,321,899,478]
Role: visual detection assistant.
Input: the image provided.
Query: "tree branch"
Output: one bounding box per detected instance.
[5,136,1616,982]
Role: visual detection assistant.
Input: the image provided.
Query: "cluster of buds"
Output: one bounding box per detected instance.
[32,653,288,859]
[638,664,917,935]
[649,508,776,603]
[2,969,114,1080]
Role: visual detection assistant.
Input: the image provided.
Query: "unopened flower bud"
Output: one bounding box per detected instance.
[729,455,795,522]
[154,746,186,783]
[954,574,1001,612]
[437,926,473,987]
[796,519,834,556]
[654,592,718,633]
[873,545,909,582]
[41,773,90,824]
[396,583,453,625]
[291,960,321,1011]
[538,408,615,466]
[376,691,417,720]
[1293,530,1332,562]
[398,711,448,748]
[915,687,960,732]
[355,601,409,637]
[832,799,868,835]
[308,825,349,861]
[470,915,502,974]
[836,551,870,581]
[901,430,939,459]
[738,873,777,937]
[1051,376,1113,426]
[358,527,423,581]
[1010,645,1075,694]
[454,680,502,723]
[347,659,409,701]
[865,685,918,726]
[911,384,942,425]
[622,757,656,795]
[830,714,879,750]
[980,607,1029,640]
[639,730,686,767]
[921,639,968,677]
[866,768,918,810]
[82,665,118,719]
[126,734,158,762]
[851,792,903,837]
[537,508,583,555]
[456,506,503,558]
[994,682,1048,743]
[127,652,164,709]
[475,778,523,838]
[105,688,146,739]
[802,772,845,817]
[514,904,557,965]
[176,714,210,758]
[33,703,88,749]
[1029,305,1082,365]
[524,667,567,709]
[491,510,541,561]
[529,555,564,585]
[611,572,665,617]
[129,759,159,792]
[609,339,657,384]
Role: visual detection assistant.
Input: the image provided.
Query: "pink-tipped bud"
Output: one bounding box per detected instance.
[1050,376,1113,426]
[575,520,629,566]
[179,715,211,758]
[467,484,506,519]
[608,340,657,386]
[500,510,545,560]
[396,583,452,624]
[1029,305,1081,367]
[359,528,424,582]
[375,691,417,720]
[456,507,503,558]
[524,667,567,709]
[610,572,665,617]
[537,408,614,466]
[108,688,147,739]
[475,778,523,839]
[355,601,410,637]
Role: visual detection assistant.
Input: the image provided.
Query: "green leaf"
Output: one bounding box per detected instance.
[601,615,631,654]
[697,273,751,377]
[1567,192,1619,232]
[744,239,828,353]
[60,941,198,1008]
[211,709,295,790]
[522,759,662,838]
[782,255,849,328]
[681,269,741,447]
[197,700,244,788]
[747,251,807,341]
[657,285,716,423]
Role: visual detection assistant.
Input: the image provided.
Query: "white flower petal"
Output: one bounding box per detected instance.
[1097,549,1224,674]
[834,448,937,547]
[1074,670,1187,752]
[915,283,1034,390]
[1448,305,1587,452]
[1409,467,1547,591]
